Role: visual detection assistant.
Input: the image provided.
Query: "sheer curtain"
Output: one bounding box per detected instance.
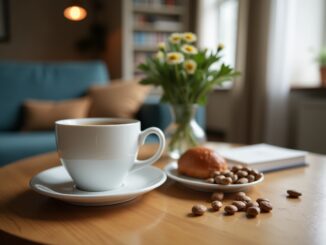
[263,0,296,146]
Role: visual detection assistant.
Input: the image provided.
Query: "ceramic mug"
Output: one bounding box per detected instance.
[55,118,165,192]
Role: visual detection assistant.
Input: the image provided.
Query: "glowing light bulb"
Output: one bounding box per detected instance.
[64,6,87,21]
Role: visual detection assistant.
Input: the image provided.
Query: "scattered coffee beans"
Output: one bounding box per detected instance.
[234,192,246,199]
[211,201,223,211]
[246,201,259,210]
[235,195,251,203]
[287,190,302,198]
[256,198,270,204]
[192,204,207,216]
[224,205,238,215]
[211,192,224,201]
[259,200,273,212]
[246,206,260,218]
[190,191,276,219]
[232,201,246,211]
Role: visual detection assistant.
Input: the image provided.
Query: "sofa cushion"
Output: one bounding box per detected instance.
[0,61,109,131]
[22,97,91,131]
[0,132,56,166]
[88,80,152,118]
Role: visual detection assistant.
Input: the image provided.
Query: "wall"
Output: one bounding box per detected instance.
[0,0,93,61]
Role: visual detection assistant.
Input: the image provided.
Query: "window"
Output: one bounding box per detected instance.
[197,0,239,69]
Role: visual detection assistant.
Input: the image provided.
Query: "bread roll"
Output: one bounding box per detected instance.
[178,147,228,179]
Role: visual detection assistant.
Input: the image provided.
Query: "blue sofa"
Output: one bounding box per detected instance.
[0,61,205,166]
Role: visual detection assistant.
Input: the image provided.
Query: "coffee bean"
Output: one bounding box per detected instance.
[232,201,246,211]
[256,198,270,204]
[287,190,302,198]
[231,165,243,173]
[211,201,223,211]
[192,204,207,216]
[221,170,231,176]
[232,174,238,183]
[237,170,248,178]
[215,175,225,184]
[236,178,249,184]
[234,192,246,200]
[235,195,251,203]
[211,192,224,201]
[255,173,264,181]
[248,175,255,182]
[250,169,260,176]
[246,201,259,210]
[224,205,238,215]
[224,172,234,178]
[237,196,251,203]
[243,167,252,172]
[259,201,273,212]
[210,171,221,178]
[221,177,233,185]
[206,178,215,184]
[242,196,252,203]
[246,206,260,218]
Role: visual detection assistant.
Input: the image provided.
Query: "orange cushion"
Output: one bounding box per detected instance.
[22,97,90,131]
[88,79,152,118]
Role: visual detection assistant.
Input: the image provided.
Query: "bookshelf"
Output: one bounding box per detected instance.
[122,0,190,79]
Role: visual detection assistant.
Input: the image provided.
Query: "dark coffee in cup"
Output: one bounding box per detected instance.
[78,121,127,126]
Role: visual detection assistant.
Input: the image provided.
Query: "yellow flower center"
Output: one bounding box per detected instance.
[186,47,192,52]
[186,64,193,69]
[170,55,177,60]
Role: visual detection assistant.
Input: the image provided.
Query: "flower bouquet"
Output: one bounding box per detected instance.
[138,32,239,158]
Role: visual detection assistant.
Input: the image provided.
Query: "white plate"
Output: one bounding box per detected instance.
[30,166,166,206]
[164,162,264,192]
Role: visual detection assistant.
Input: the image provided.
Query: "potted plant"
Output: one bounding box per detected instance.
[317,48,326,87]
[138,32,239,158]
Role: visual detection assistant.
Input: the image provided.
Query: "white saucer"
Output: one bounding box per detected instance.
[164,162,264,193]
[30,166,166,206]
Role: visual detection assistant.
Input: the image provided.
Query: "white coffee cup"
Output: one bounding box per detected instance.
[55,118,165,192]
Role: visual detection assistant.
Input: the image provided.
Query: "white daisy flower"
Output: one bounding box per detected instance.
[166,52,184,65]
[181,44,198,55]
[169,33,182,44]
[182,32,197,43]
[183,60,197,74]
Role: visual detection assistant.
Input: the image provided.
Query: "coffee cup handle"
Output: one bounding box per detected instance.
[131,127,166,172]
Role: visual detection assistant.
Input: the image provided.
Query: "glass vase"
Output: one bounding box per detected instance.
[165,104,206,159]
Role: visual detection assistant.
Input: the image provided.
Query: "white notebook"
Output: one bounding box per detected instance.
[218,144,307,172]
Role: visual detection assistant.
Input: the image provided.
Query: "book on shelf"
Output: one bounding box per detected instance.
[134,14,182,31]
[133,0,180,7]
[218,144,308,172]
[133,32,170,46]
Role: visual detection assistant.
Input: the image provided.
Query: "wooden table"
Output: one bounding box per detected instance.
[1,143,326,245]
